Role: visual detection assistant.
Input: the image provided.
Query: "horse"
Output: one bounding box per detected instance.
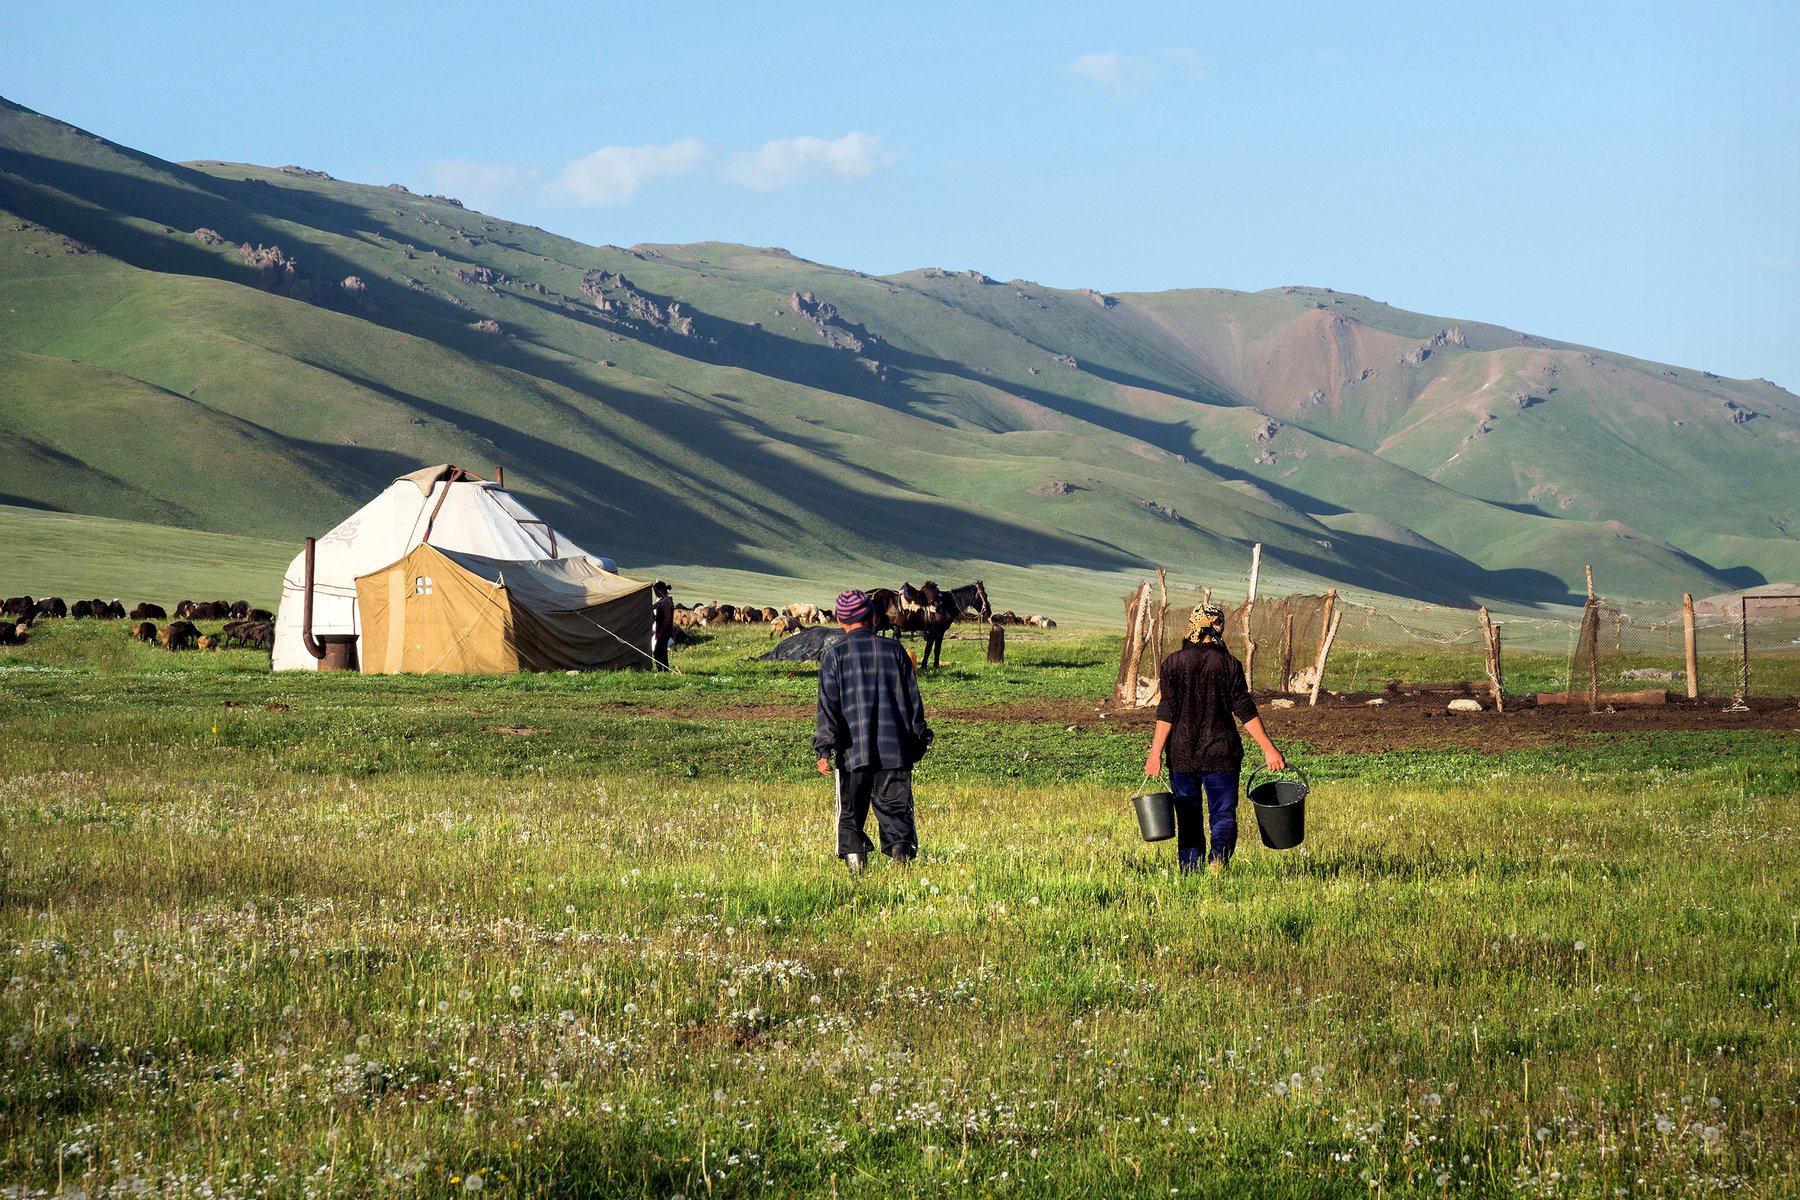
[908,581,958,669]
[861,584,956,668]
[941,580,991,623]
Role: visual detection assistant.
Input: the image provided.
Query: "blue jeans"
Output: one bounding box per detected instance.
[1170,770,1239,870]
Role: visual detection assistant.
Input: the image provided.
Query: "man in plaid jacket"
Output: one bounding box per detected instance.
[813,588,934,875]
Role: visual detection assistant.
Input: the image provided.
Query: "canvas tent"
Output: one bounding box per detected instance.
[355,543,651,674]
[272,465,646,673]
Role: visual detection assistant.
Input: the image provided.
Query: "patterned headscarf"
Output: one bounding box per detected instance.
[1187,602,1226,643]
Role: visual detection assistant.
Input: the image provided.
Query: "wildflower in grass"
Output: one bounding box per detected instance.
[464,1171,485,1191]
[509,984,523,1000]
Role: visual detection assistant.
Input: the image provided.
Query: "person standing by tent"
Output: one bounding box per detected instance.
[1143,602,1285,874]
[650,581,675,671]
[813,588,934,875]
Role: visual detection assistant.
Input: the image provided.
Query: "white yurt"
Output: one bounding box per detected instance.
[271,465,641,673]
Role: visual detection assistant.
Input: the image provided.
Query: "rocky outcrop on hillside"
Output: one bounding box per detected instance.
[1080,288,1115,308]
[192,227,227,247]
[238,242,319,301]
[790,290,881,357]
[1400,328,1467,366]
[279,166,332,180]
[455,265,515,293]
[581,271,695,337]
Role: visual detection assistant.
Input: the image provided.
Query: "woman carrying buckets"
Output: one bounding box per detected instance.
[1142,602,1286,874]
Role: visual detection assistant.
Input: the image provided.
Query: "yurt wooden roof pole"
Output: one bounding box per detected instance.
[301,536,325,660]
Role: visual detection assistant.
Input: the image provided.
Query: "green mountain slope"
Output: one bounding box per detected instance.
[2,95,1795,612]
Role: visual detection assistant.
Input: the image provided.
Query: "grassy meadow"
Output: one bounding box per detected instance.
[2,621,1798,1197]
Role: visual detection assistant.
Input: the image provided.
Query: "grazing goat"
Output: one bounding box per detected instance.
[158,620,199,650]
[128,621,158,643]
[769,614,802,637]
[129,602,167,621]
[35,597,67,619]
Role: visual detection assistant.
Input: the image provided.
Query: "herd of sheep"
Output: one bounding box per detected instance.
[0,594,275,653]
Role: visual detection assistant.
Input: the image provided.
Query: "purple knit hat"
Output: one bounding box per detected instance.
[835,589,872,623]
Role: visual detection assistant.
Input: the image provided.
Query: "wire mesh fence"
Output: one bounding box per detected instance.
[1116,570,1799,704]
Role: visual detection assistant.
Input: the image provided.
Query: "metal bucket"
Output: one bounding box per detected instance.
[1247,766,1309,850]
[1131,786,1176,842]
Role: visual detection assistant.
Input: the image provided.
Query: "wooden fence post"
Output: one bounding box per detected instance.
[1479,606,1505,713]
[1115,582,1146,704]
[1682,592,1698,700]
[1242,543,1262,686]
[1583,564,1600,711]
[1307,588,1338,686]
[1309,607,1342,707]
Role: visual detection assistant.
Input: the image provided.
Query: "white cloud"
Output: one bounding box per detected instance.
[413,132,891,213]
[545,138,709,206]
[1071,51,1129,92]
[417,160,539,212]
[723,132,894,192]
[1071,50,1194,95]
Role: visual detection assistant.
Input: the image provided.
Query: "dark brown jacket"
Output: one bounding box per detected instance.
[1154,639,1259,773]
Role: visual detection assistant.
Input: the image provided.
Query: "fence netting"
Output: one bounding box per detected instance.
[1118,573,1798,703]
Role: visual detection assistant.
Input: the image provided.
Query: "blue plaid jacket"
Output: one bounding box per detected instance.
[812,629,933,771]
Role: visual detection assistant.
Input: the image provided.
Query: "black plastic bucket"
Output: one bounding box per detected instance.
[1131,787,1176,842]
[1247,766,1309,850]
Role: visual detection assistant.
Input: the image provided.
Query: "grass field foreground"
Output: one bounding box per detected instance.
[2,623,1798,1197]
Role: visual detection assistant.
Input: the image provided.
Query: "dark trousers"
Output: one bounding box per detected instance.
[652,636,670,671]
[834,767,917,860]
[1171,769,1240,869]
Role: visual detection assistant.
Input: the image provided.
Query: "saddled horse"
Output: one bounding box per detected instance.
[864,581,990,669]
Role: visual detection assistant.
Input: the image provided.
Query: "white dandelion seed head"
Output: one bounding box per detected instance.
[509,984,523,999]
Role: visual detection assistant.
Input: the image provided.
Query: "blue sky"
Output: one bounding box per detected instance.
[6,1,1797,387]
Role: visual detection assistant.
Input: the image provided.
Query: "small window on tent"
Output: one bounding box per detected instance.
[414,576,434,596]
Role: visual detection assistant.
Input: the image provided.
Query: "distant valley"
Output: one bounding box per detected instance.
[2,94,1796,617]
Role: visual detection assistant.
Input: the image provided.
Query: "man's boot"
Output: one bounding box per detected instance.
[845,853,866,877]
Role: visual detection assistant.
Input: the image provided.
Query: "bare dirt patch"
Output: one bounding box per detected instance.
[640,694,1800,756]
